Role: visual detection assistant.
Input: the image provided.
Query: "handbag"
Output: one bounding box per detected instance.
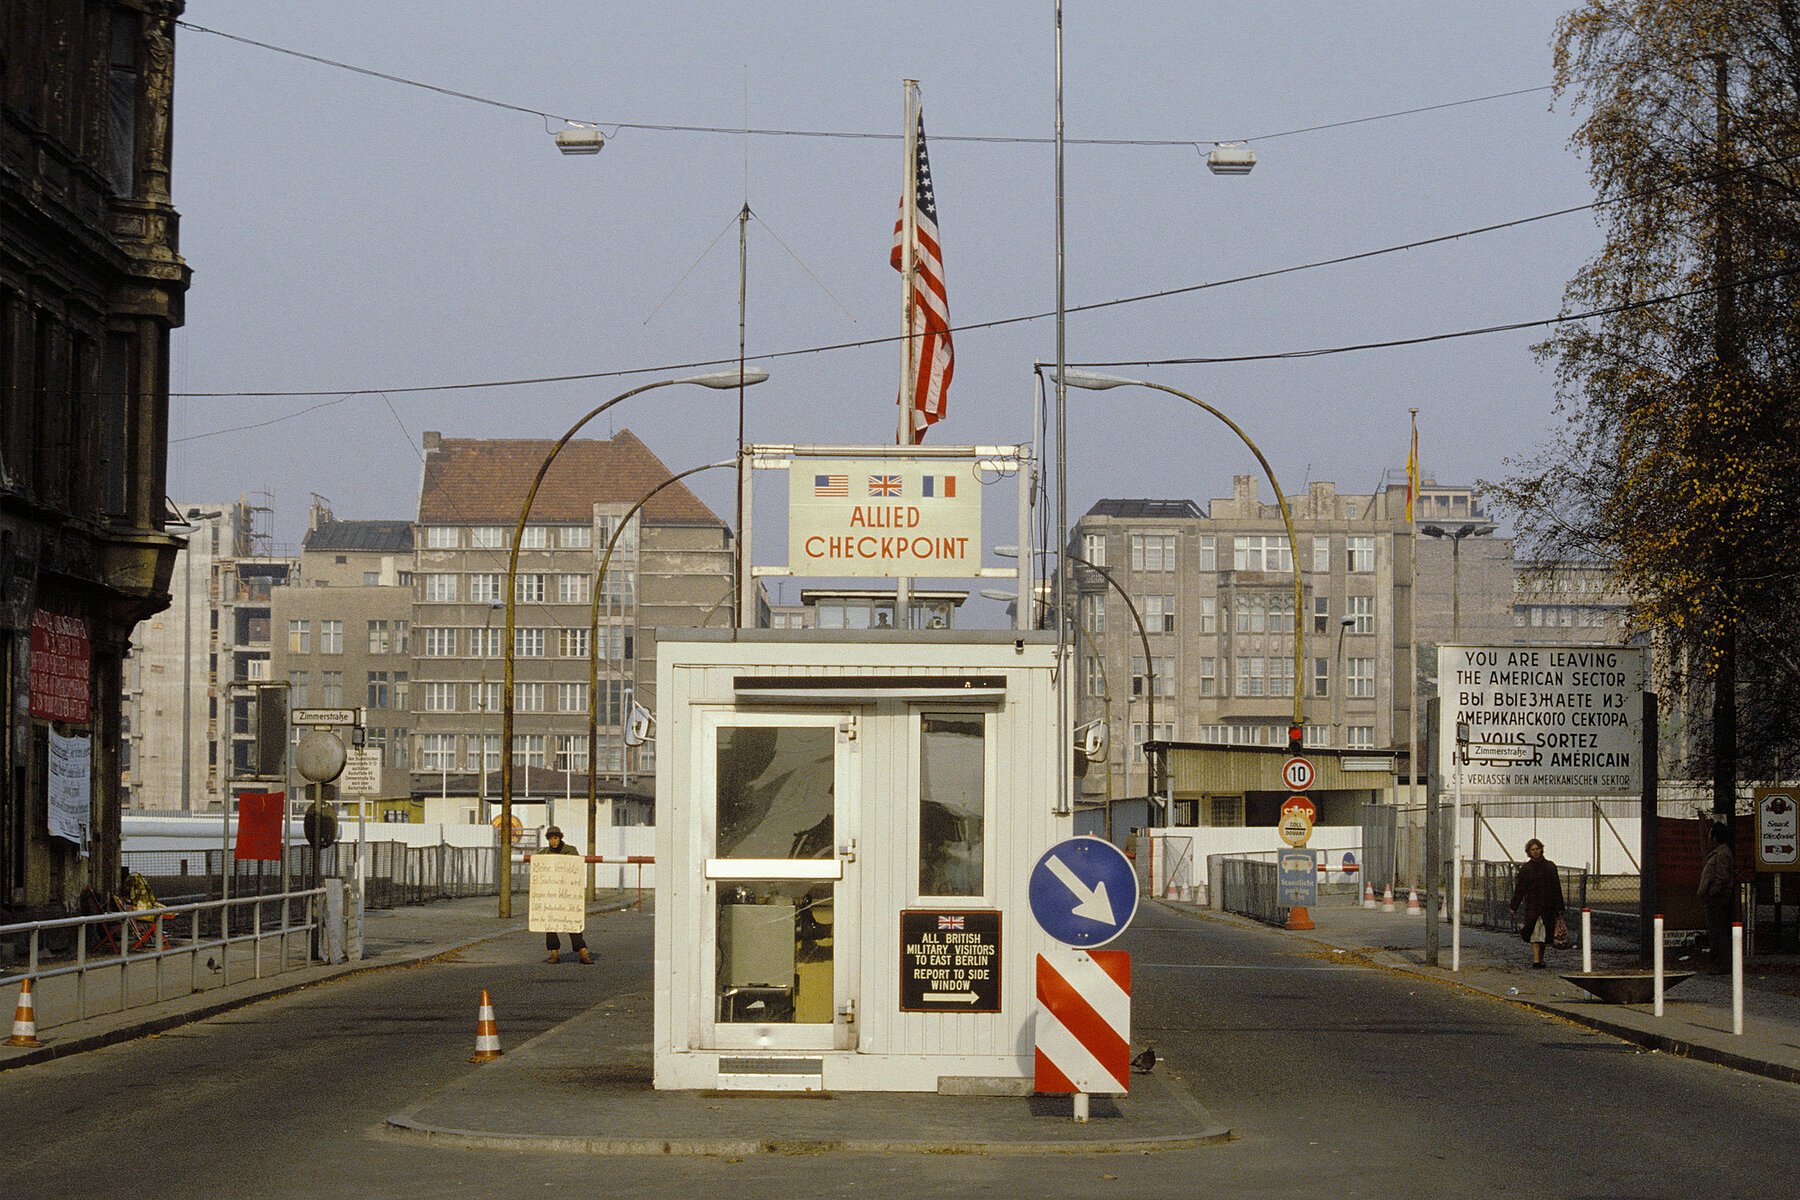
[1553,915,1571,950]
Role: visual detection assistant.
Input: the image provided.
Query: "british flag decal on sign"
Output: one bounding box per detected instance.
[869,474,902,497]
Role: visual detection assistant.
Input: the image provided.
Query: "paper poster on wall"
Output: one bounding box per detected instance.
[48,730,91,851]
[527,852,587,933]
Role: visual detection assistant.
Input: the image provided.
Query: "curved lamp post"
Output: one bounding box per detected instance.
[583,459,733,897]
[1057,370,1307,738]
[499,368,767,917]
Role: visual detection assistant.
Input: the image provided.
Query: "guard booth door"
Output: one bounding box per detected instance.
[700,710,857,1051]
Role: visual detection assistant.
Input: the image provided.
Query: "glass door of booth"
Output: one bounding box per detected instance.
[701,711,857,1051]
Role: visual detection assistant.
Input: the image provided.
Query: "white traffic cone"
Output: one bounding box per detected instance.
[1362,883,1377,909]
[5,978,43,1047]
[469,989,503,1063]
[1406,887,1423,916]
[1381,884,1396,912]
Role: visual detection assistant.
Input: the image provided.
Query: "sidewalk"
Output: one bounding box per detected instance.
[0,892,638,1069]
[1157,895,1800,1086]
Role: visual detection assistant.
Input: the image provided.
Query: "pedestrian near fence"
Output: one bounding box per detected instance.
[1510,838,1565,969]
[1698,822,1737,973]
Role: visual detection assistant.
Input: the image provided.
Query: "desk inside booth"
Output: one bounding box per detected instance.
[717,884,834,1024]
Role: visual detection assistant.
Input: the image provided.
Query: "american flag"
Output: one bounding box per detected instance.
[814,474,849,498]
[869,474,902,497]
[892,108,953,443]
[938,914,965,930]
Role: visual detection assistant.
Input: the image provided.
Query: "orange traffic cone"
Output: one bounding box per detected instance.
[5,978,43,1047]
[1381,885,1396,912]
[1407,887,1423,916]
[469,989,503,1062]
[1362,883,1377,909]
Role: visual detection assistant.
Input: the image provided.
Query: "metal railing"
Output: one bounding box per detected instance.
[1210,847,1365,925]
[120,842,498,913]
[0,887,322,1033]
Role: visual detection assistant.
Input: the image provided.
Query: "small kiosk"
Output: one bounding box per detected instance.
[654,630,1068,1092]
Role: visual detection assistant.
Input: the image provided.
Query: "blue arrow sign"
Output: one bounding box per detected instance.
[1028,836,1140,947]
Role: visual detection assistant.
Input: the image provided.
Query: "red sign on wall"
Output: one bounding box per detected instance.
[235,793,286,861]
[29,610,90,722]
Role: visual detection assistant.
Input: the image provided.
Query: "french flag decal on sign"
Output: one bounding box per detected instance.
[921,474,957,498]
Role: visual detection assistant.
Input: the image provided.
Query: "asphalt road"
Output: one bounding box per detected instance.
[3,903,1794,1199]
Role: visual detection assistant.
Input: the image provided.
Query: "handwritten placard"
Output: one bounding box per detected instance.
[527,853,586,933]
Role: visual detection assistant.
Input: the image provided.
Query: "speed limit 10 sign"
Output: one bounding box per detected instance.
[1283,756,1315,792]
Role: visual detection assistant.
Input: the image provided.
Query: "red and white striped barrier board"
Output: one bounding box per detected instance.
[1035,949,1130,1093]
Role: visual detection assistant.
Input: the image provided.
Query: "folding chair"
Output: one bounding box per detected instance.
[81,886,124,955]
[118,874,171,953]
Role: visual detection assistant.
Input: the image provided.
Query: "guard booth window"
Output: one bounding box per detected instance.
[919,712,985,896]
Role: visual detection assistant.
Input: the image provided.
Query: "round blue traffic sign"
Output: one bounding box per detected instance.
[1028,836,1140,947]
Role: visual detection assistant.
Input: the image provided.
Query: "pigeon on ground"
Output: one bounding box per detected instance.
[1130,1046,1157,1074]
[204,956,222,974]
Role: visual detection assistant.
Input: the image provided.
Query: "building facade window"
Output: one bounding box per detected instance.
[319,620,343,654]
[424,682,457,711]
[470,626,501,657]
[1197,596,1217,634]
[1235,656,1266,697]
[1082,533,1106,567]
[516,683,546,712]
[1346,726,1375,749]
[1199,657,1217,696]
[1268,593,1294,634]
[469,526,504,548]
[558,682,589,712]
[320,671,343,706]
[1314,657,1329,697]
[287,671,309,708]
[1082,594,1105,635]
[1312,536,1331,573]
[1234,535,1292,572]
[557,574,589,604]
[521,526,550,549]
[367,620,390,654]
[287,620,310,653]
[1313,596,1330,634]
[423,574,457,602]
[515,573,545,603]
[469,573,502,603]
[1347,537,1375,573]
[421,628,456,657]
[1347,594,1374,634]
[1140,594,1175,633]
[1347,658,1375,698]
[559,628,589,657]
[556,735,589,772]
[515,628,545,657]
[424,526,459,549]
[367,671,390,708]
[1235,594,1266,634]
[420,733,456,771]
[561,525,592,549]
[1131,534,1176,572]
[512,734,546,768]
[1084,657,1106,697]
[1198,535,1216,570]
[1132,656,1175,698]
[1269,655,1294,698]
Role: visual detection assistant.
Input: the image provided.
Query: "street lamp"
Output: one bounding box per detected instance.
[476,601,503,815]
[1419,522,1496,642]
[995,546,1159,817]
[1334,615,1356,740]
[1056,370,1307,735]
[498,368,767,917]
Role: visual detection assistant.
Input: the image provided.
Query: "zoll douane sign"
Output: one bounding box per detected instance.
[1438,644,1645,796]
[787,460,983,578]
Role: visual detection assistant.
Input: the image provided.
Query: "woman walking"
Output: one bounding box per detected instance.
[1509,838,1565,969]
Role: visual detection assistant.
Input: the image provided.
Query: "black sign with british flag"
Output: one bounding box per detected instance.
[900,909,1001,1013]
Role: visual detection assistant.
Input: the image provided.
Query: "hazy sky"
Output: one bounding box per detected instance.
[167,3,1598,609]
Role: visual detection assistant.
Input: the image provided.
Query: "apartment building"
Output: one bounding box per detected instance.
[410,430,733,819]
[1067,476,1416,813]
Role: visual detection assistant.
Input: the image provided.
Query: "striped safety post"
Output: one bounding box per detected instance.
[1035,949,1130,1118]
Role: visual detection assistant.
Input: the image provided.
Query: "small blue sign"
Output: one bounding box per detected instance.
[1028,836,1140,947]
[1279,849,1318,908]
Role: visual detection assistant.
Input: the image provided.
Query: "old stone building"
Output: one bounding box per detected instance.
[3,2,188,914]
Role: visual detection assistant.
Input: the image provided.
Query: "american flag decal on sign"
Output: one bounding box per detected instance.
[814,474,849,498]
[869,474,902,497]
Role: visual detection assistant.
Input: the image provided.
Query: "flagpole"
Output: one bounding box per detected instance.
[1407,408,1420,894]
[895,79,920,623]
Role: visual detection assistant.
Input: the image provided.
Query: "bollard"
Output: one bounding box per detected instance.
[1653,914,1664,1017]
[1732,922,1744,1036]
[1581,908,1592,975]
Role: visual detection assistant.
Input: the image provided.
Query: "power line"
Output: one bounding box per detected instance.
[176,20,1551,149]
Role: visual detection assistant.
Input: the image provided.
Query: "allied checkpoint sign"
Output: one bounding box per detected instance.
[1438,644,1646,795]
[788,459,984,577]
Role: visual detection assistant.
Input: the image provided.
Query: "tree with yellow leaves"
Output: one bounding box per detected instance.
[1495,1,1800,812]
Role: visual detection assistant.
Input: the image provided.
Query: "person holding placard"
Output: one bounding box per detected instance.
[537,827,593,964]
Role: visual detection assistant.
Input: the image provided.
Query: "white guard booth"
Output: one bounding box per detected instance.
[655,629,1069,1092]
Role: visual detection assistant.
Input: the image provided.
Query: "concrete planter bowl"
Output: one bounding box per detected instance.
[1560,970,1696,1004]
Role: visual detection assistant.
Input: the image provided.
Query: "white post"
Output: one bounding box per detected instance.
[1451,766,1463,972]
[1072,1092,1088,1123]
[1653,914,1665,1017]
[1581,908,1592,974]
[1732,922,1744,1036]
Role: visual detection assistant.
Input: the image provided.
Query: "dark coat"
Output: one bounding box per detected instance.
[1510,856,1565,942]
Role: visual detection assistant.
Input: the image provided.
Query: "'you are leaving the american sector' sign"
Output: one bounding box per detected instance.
[789,460,983,577]
[1439,644,1645,795]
